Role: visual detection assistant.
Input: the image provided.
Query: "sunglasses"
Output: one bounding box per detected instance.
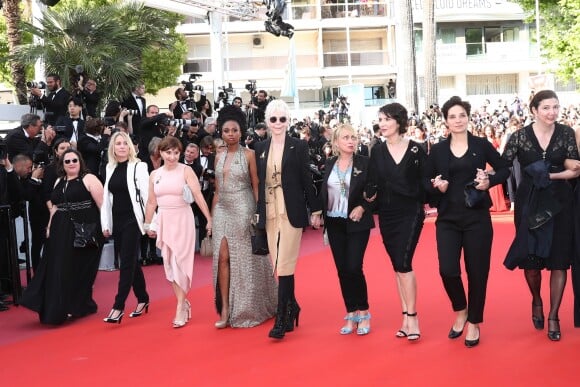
[64,158,79,164]
[269,116,287,124]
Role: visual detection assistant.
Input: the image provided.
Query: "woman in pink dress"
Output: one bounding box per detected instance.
[144,136,212,328]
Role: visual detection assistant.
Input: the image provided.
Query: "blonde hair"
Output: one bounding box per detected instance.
[331,123,358,156]
[107,131,139,167]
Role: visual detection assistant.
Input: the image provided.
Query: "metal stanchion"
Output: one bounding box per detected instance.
[20,202,32,284]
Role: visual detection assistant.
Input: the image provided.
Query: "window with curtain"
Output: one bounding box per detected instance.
[466,74,518,95]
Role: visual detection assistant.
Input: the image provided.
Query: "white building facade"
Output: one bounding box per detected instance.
[148,0,578,121]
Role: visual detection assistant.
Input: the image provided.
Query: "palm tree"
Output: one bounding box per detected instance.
[422,0,438,108]
[395,0,418,114]
[2,0,27,104]
[14,2,181,102]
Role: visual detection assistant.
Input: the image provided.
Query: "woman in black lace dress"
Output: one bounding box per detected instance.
[20,149,104,325]
[502,90,580,341]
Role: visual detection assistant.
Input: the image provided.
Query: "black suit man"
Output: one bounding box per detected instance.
[121,83,146,136]
[29,74,71,126]
[5,114,54,164]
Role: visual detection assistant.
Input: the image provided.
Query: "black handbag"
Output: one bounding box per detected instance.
[63,178,100,249]
[72,221,99,248]
[251,225,269,255]
[464,181,487,209]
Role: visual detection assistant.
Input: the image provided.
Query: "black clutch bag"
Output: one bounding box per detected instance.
[251,224,269,255]
[464,181,486,209]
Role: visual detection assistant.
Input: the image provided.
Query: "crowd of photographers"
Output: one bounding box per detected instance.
[1,78,580,311]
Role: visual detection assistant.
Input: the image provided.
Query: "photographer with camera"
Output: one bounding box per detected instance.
[179,111,203,148]
[245,122,268,150]
[337,95,350,123]
[81,78,100,119]
[195,136,216,243]
[29,74,71,126]
[136,105,173,160]
[170,87,197,119]
[0,151,22,311]
[5,114,55,165]
[12,154,47,273]
[121,83,146,136]
[252,90,269,124]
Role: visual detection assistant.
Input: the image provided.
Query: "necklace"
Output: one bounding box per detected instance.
[387,136,403,145]
[334,158,352,197]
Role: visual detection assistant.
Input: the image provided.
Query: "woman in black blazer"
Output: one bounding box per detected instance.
[255,99,322,340]
[424,96,510,347]
[320,124,374,335]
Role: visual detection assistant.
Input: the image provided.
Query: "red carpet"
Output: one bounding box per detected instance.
[1,215,579,386]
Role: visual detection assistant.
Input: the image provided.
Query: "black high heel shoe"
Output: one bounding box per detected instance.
[448,321,466,339]
[547,318,561,341]
[464,325,480,348]
[129,302,150,318]
[285,300,301,333]
[104,309,124,324]
[532,302,544,330]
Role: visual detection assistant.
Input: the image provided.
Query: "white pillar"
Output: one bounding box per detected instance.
[208,12,224,105]
[32,0,46,81]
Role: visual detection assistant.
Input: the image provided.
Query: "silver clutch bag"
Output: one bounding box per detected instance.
[183,184,194,204]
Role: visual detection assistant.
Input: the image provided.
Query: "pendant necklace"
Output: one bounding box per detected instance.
[334,158,352,197]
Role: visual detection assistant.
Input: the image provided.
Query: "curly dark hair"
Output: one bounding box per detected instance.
[216,104,247,138]
[378,102,408,134]
[442,96,471,120]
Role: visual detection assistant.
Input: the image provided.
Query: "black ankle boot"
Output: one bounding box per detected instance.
[286,300,301,332]
[269,303,289,339]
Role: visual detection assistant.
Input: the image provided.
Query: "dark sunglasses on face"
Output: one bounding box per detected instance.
[64,158,79,164]
[269,116,287,124]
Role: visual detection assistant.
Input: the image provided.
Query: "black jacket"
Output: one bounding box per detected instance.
[423,132,510,212]
[5,127,51,163]
[255,136,322,229]
[320,154,375,232]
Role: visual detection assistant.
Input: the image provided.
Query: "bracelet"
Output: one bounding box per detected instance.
[143,223,151,231]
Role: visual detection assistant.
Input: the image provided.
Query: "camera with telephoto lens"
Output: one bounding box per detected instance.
[245,80,256,93]
[162,118,198,127]
[203,169,215,179]
[26,81,46,89]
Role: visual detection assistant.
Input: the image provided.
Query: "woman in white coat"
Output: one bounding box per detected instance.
[101,131,151,324]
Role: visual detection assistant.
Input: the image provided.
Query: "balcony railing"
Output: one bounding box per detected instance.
[320,0,393,19]
[186,54,320,73]
[324,51,390,67]
[418,42,538,62]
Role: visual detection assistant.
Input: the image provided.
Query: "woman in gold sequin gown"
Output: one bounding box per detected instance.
[211,106,277,328]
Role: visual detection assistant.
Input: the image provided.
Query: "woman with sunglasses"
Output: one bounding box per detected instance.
[255,100,322,340]
[100,132,150,324]
[21,149,104,325]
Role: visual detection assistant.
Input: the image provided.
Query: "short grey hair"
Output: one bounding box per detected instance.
[204,117,216,129]
[21,113,41,129]
[265,100,290,123]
